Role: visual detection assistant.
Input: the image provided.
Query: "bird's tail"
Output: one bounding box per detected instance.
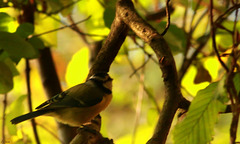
[11,109,52,124]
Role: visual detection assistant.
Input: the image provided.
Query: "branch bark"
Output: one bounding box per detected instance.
[116,1,182,143]
[19,1,40,143]
[88,11,129,77]
[71,2,129,143]
[74,0,182,143]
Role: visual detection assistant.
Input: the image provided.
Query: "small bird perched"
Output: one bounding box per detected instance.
[11,73,113,127]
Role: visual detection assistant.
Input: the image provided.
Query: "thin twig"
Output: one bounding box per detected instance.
[37,0,81,15]
[25,60,41,144]
[232,4,239,45]
[49,15,107,38]
[2,94,7,144]
[191,8,208,32]
[209,0,229,72]
[228,5,240,143]
[130,37,158,64]
[216,24,234,34]
[184,0,203,58]
[31,16,93,38]
[67,15,90,46]
[215,4,240,25]
[130,56,151,77]
[124,48,161,114]
[190,0,203,29]
[161,0,171,36]
[182,4,188,31]
[37,122,65,144]
[178,33,210,81]
[132,69,145,144]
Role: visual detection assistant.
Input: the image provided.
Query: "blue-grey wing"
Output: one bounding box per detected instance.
[37,81,104,110]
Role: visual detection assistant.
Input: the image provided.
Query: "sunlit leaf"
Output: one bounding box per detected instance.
[0,61,13,93]
[173,82,227,144]
[15,23,34,38]
[78,0,106,31]
[216,32,232,50]
[0,12,14,32]
[233,72,240,94]
[0,31,39,62]
[6,95,27,135]
[65,47,89,87]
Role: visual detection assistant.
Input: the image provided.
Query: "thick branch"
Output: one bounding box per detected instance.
[88,13,129,76]
[71,4,129,144]
[117,0,182,143]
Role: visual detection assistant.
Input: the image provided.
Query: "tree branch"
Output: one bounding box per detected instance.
[71,2,129,143]
[88,10,129,76]
[210,0,229,72]
[145,5,174,21]
[161,0,171,36]
[116,0,182,143]
[25,60,41,144]
[1,94,7,144]
[19,1,40,143]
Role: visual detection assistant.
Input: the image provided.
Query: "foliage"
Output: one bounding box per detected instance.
[173,82,227,144]
[0,0,239,144]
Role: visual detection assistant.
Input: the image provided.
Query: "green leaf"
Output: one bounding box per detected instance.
[233,72,240,95]
[28,37,45,50]
[158,22,186,54]
[4,58,19,76]
[15,23,34,38]
[0,12,14,32]
[0,61,13,94]
[103,1,116,29]
[0,50,8,61]
[173,82,227,144]
[216,32,232,50]
[103,7,115,29]
[0,31,39,63]
[0,51,19,76]
[6,95,27,135]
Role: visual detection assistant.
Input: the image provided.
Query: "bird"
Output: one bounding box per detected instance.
[11,73,113,127]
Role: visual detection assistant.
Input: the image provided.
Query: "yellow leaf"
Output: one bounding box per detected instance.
[65,47,89,87]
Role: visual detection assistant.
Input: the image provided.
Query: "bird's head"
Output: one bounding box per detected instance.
[89,73,113,90]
